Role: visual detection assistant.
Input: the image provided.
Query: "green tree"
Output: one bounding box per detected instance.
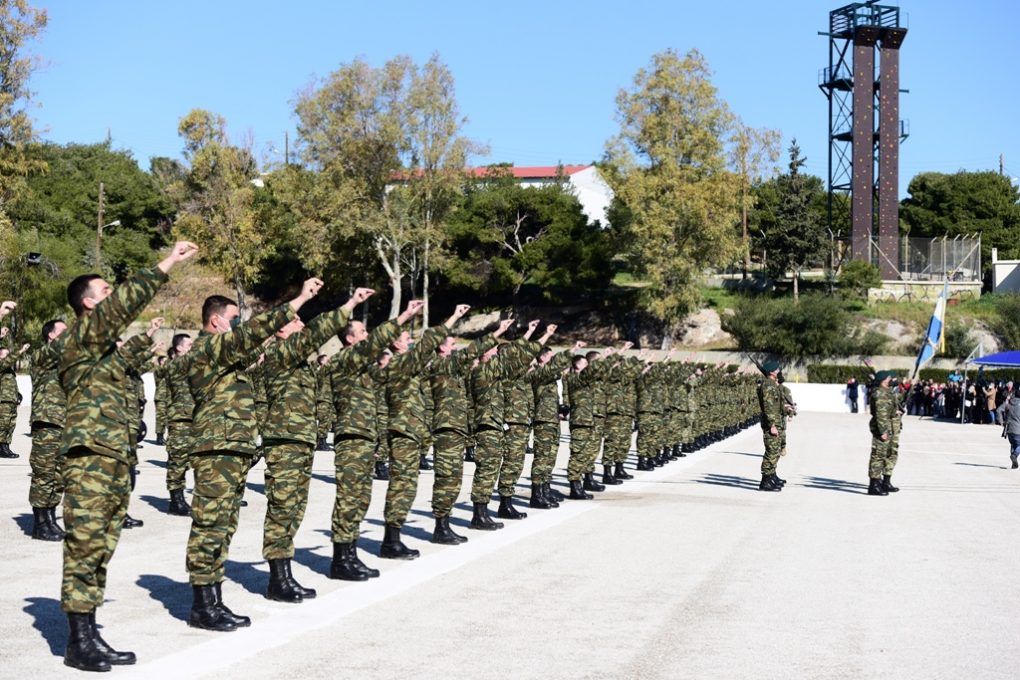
[754,140,828,301]
[603,49,740,347]
[729,121,781,278]
[837,260,881,299]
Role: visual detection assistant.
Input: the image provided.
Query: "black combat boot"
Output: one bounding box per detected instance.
[496,495,528,519]
[282,559,317,598]
[46,507,66,538]
[882,475,899,493]
[89,611,136,665]
[122,514,143,529]
[168,489,191,516]
[464,446,476,463]
[373,460,389,481]
[636,456,653,471]
[667,445,679,460]
[614,462,633,480]
[544,482,565,503]
[31,507,61,541]
[329,542,369,581]
[529,483,555,509]
[0,442,18,458]
[469,501,504,530]
[350,541,380,578]
[583,472,606,492]
[867,479,889,496]
[155,434,166,446]
[64,612,111,672]
[379,525,420,560]
[602,465,623,485]
[213,582,251,627]
[188,585,237,632]
[419,454,433,470]
[568,479,593,500]
[653,450,667,467]
[759,475,781,492]
[266,559,303,603]
[771,473,787,487]
[431,516,466,544]
[674,444,687,458]
[315,438,327,451]
[1012,453,1019,469]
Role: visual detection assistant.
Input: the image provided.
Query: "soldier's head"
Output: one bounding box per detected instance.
[572,355,588,372]
[392,330,413,355]
[585,351,599,362]
[202,295,239,334]
[41,319,67,344]
[437,336,457,358]
[341,320,368,347]
[172,333,193,356]
[378,349,393,368]
[276,316,305,340]
[157,355,168,366]
[67,274,112,317]
[479,344,500,364]
[537,347,554,366]
[317,354,329,366]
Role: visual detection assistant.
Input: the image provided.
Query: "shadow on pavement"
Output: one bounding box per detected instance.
[246,481,265,496]
[799,476,868,494]
[311,472,334,486]
[953,462,1009,470]
[138,494,169,513]
[23,597,65,657]
[146,458,167,469]
[311,529,383,554]
[293,546,332,576]
[408,507,474,530]
[136,574,190,622]
[721,450,762,458]
[224,560,267,596]
[12,512,33,536]
[364,517,432,543]
[694,473,760,490]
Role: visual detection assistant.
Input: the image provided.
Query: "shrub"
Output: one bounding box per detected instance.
[837,261,881,298]
[989,294,1020,348]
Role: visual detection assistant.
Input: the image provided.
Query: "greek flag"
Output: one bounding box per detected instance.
[913,283,947,376]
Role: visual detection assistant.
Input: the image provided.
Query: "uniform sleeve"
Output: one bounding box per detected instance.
[80,267,168,352]
[391,326,445,376]
[206,304,295,368]
[266,306,351,373]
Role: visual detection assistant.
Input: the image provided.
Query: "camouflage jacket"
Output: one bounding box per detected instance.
[384,326,445,442]
[370,363,389,439]
[636,364,664,415]
[0,348,18,402]
[429,336,496,435]
[330,320,401,441]
[605,356,642,417]
[869,384,896,437]
[30,338,68,428]
[470,339,539,432]
[166,354,196,423]
[186,304,295,456]
[120,335,153,413]
[503,354,538,426]
[263,306,350,444]
[249,360,268,406]
[757,378,786,432]
[154,363,169,404]
[526,351,570,424]
[565,359,610,428]
[59,266,168,461]
[315,361,333,405]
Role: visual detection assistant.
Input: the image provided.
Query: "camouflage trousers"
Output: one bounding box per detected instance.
[868,435,897,478]
[315,402,334,443]
[255,402,268,437]
[470,427,504,504]
[637,412,662,458]
[567,425,599,481]
[431,428,466,518]
[0,399,15,444]
[530,421,560,485]
[761,428,785,475]
[331,435,376,543]
[154,400,167,440]
[61,450,131,613]
[384,432,423,527]
[165,420,193,492]
[186,452,251,586]
[262,440,314,560]
[603,414,633,465]
[497,423,530,497]
[29,424,64,509]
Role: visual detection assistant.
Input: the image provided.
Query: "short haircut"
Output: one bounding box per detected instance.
[67,274,102,316]
[572,355,587,369]
[585,350,599,361]
[41,319,63,342]
[172,333,191,352]
[340,322,358,346]
[202,295,237,326]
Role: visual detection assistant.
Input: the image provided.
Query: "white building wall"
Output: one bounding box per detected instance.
[567,166,613,226]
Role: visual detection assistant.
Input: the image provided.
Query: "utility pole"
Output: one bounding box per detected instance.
[284,131,289,166]
[1000,154,1005,176]
[95,182,105,270]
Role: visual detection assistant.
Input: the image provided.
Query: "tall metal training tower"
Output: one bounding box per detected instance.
[819,2,908,280]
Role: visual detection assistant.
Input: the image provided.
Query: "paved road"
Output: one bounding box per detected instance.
[1,409,1017,679]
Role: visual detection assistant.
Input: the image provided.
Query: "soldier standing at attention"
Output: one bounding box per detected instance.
[600,343,638,484]
[183,277,323,632]
[565,346,615,499]
[28,318,69,541]
[153,355,169,445]
[58,241,197,672]
[757,360,786,492]
[164,333,196,516]
[427,318,514,543]
[328,300,422,581]
[380,304,471,559]
[0,314,21,459]
[867,371,897,496]
[314,354,334,451]
[260,286,374,601]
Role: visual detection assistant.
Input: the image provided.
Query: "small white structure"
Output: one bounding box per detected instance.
[471,165,614,227]
[991,248,1020,293]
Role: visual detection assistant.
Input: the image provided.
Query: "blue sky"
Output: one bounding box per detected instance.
[27,0,1020,196]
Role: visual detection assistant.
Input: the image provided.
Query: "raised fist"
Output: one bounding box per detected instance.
[0,327,8,338]
[0,301,16,315]
[148,317,164,334]
[497,319,515,333]
[454,304,471,317]
[573,340,587,350]
[527,319,540,330]
[170,241,199,263]
[545,324,558,335]
[351,287,375,305]
[301,277,324,299]
[621,341,634,352]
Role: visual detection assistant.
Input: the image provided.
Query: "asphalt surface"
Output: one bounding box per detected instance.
[1,403,1018,679]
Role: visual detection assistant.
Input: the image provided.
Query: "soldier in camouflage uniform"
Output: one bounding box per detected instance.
[314,354,334,451]
[371,351,391,481]
[153,355,169,445]
[164,333,196,516]
[524,341,579,508]
[427,318,512,543]
[635,358,663,470]
[328,300,421,581]
[58,241,197,672]
[0,314,20,459]
[118,323,164,530]
[867,371,897,496]
[600,343,638,484]
[566,347,621,498]
[182,277,322,632]
[260,287,372,601]
[757,360,786,492]
[379,304,470,559]
[28,318,68,540]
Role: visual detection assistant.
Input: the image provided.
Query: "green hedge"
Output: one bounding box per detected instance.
[806,364,1019,384]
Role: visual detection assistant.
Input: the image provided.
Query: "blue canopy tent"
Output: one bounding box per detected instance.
[969,351,1020,368]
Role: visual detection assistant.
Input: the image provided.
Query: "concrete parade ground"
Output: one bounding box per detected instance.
[1,402,1018,679]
